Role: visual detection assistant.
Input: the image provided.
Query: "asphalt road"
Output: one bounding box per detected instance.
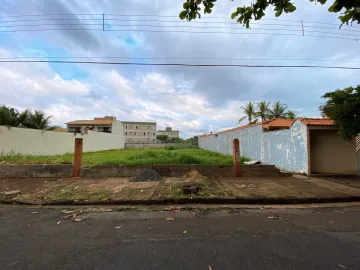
[1,205,360,270]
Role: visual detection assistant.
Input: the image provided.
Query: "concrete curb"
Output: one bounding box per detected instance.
[2,196,360,206]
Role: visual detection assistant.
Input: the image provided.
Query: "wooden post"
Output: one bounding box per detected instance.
[73,138,83,177]
[232,138,241,177]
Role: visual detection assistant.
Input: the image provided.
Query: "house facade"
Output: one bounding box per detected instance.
[65,116,123,135]
[157,127,179,138]
[199,118,358,175]
[121,121,157,142]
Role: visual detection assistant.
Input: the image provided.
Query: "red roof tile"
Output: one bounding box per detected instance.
[262,118,294,128]
[65,119,115,125]
[297,118,334,126]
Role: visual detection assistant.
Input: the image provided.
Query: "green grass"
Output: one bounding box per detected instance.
[0,147,250,167]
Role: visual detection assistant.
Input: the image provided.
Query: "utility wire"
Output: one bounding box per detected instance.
[1,56,358,63]
[1,60,359,69]
[2,22,359,34]
[1,12,359,28]
[0,27,357,41]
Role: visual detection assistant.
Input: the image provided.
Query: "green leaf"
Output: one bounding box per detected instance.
[288,5,296,12]
[275,9,283,17]
[179,10,187,20]
[183,2,190,9]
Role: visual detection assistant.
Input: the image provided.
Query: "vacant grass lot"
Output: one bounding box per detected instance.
[0,147,249,167]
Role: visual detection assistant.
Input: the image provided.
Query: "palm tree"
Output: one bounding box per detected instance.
[255,101,270,121]
[286,110,298,120]
[24,110,53,130]
[239,102,258,124]
[268,101,288,119]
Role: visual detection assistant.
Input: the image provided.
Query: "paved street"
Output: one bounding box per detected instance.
[1,205,360,270]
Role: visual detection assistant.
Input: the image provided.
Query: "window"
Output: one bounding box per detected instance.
[125,125,127,129]
[153,139,155,141]
[153,133,155,136]
[144,132,146,135]
[136,126,138,129]
[125,132,127,135]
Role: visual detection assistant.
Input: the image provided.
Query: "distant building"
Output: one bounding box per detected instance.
[65,116,123,134]
[65,117,157,142]
[122,121,157,142]
[157,127,179,138]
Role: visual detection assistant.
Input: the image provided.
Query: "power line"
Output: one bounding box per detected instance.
[1,27,357,41]
[1,59,359,69]
[1,12,359,29]
[1,56,358,63]
[1,23,103,28]
[2,21,359,34]
[104,29,360,41]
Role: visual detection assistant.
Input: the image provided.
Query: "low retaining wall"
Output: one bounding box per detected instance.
[0,164,74,178]
[80,164,283,178]
[0,164,284,178]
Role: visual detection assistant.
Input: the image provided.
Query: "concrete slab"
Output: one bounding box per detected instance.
[307,178,360,196]
[222,178,308,199]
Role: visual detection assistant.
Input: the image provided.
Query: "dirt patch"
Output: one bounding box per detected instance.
[183,169,207,180]
[131,168,162,182]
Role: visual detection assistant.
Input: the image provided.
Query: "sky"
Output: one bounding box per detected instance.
[0,0,359,138]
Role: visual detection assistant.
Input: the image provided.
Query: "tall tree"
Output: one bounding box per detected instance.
[255,101,270,121]
[268,101,288,119]
[286,110,298,120]
[239,102,258,124]
[0,105,12,125]
[320,85,360,141]
[24,110,53,130]
[180,1,360,28]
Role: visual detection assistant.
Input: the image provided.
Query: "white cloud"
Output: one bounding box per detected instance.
[139,72,175,93]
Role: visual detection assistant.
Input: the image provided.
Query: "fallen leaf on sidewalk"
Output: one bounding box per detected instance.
[339,264,346,269]
[31,212,39,214]
[56,221,61,225]
[63,213,77,220]
[74,218,82,222]
[328,221,335,224]
[183,230,188,234]
[268,216,282,220]
[115,225,122,229]
[209,265,213,270]
[61,210,75,214]
[166,217,174,221]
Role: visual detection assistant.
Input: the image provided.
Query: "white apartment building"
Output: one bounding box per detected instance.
[122,121,157,142]
[157,127,179,138]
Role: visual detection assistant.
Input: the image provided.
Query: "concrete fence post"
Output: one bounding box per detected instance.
[73,138,83,177]
[232,138,241,177]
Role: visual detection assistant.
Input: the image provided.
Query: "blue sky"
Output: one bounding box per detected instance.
[0,0,359,138]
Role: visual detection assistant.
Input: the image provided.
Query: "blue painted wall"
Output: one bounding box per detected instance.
[199,120,308,174]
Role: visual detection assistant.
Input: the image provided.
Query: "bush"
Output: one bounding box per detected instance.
[165,146,175,150]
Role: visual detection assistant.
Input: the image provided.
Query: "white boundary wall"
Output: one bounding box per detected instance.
[0,126,125,155]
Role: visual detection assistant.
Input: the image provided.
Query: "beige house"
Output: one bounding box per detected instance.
[122,121,157,142]
[65,116,123,135]
[157,127,179,138]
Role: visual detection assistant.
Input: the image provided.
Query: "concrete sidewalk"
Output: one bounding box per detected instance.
[1,175,360,205]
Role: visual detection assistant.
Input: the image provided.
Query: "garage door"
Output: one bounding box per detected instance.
[310,130,356,175]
